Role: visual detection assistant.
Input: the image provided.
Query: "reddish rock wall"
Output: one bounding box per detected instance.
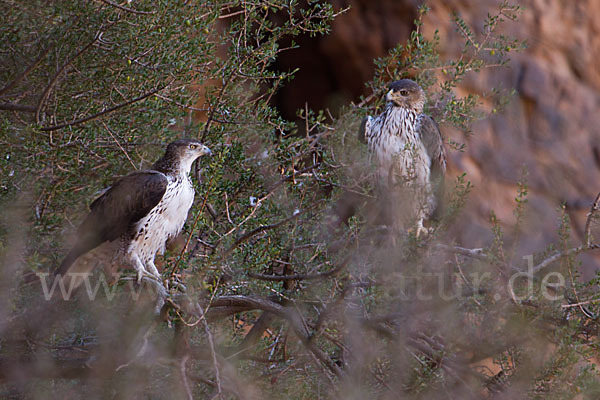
[423,0,600,276]
[273,0,600,276]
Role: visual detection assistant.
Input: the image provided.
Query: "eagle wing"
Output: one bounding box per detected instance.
[358,116,371,144]
[418,115,446,217]
[56,171,168,276]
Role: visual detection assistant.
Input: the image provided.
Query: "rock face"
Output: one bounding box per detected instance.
[274,0,417,117]
[423,0,600,277]
[273,0,600,276]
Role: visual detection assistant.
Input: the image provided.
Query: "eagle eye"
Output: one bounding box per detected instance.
[189,144,197,150]
[399,89,409,97]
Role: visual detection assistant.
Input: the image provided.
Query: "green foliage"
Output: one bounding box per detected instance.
[367,1,526,134]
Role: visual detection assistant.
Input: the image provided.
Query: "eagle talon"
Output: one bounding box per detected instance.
[134,268,163,287]
[415,226,428,239]
[134,268,144,284]
[145,271,163,283]
[167,278,187,293]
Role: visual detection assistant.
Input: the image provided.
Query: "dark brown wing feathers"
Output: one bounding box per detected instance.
[358,117,368,144]
[419,115,446,172]
[55,171,168,276]
[418,115,446,218]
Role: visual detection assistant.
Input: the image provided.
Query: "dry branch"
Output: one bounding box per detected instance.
[98,0,156,15]
[248,256,350,281]
[0,103,36,113]
[0,46,51,97]
[584,191,600,247]
[35,34,101,123]
[40,84,169,131]
[221,206,311,259]
[203,295,343,377]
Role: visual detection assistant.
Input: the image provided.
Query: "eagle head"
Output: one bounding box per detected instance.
[160,138,212,175]
[385,79,425,113]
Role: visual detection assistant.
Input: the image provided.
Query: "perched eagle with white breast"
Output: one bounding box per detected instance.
[55,138,211,284]
[359,79,446,237]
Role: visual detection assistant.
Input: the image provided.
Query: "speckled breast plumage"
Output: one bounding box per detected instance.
[128,175,194,264]
[365,105,431,187]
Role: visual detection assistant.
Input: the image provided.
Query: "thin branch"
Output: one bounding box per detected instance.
[100,121,137,169]
[198,305,223,397]
[155,93,210,112]
[115,322,156,371]
[205,296,344,377]
[267,163,320,191]
[0,102,36,113]
[0,46,51,97]
[98,0,155,15]
[435,244,487,261]
[584,191,600,247]
[248,256,350,281]
[40,84,169,132]
[180,355,194,400]
[437,241,600,276]
[532,244,600,274]
[218,9,247,19]
[561,298,600,308]
[514,192,600,274]
[221,206,311,259]
[36,33,101,123]
[200,71,235,142]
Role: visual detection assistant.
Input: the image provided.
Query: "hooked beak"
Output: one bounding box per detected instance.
[385,90,394,102]
[202,146,212,156]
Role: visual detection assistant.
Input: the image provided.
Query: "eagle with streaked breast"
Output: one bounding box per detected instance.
[55,138,211,285]
[359,79,446,237]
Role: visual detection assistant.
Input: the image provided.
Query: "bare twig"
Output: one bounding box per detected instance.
[40,83,169,131]
[267,163,320,191]
[98,0,155,15]
[0,103,36,113]
[561,298,600,308]
[204,296,344,377]
[100,121,137,169]
[199,305,223,397]
[248,256,350,281]
[438,241,600,276]
[180,355,194,400]
[200,72,234,142]
[532,244,600,274]
[584,191,600,247]
[435,244,487,261]
[221,206,312,259]
[218,9,247,19]
[0,46,51,97]
[115,322,156,371]
[36,33,101,123]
